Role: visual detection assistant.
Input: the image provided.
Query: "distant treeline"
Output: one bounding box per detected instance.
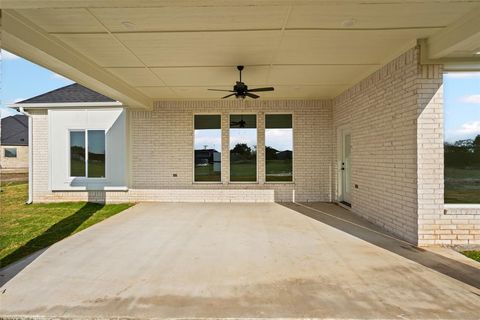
[445,135,480,168]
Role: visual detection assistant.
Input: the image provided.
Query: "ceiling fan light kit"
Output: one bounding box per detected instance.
[208,65,274,99]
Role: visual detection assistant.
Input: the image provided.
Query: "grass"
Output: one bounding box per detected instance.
[194,161,293,182]
[0,182,133,268]
[461,251,480,263]
[195,164,221,182]
[445,167,480,204]
[71,159,105,178]
[230,161,257,182]
[266,160,292,182]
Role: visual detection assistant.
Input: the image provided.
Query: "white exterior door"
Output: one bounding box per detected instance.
[341,130,352,204]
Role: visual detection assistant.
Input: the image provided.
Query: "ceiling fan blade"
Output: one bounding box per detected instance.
[247,87,274,92]
[222,93,236,99]
[208,89,234,92]
[245,93,260,99]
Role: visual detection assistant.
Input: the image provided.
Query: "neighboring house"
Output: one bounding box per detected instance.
[5,2,480,247]
[0,115,28,170]
[195,149,221,166]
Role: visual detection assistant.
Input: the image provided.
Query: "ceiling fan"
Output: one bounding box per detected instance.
[208,65,274,99]
[230,115,247,128]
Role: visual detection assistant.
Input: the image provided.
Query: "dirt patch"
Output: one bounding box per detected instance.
[0,172,28,184]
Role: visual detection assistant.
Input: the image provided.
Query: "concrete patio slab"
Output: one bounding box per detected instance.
[1,202,479,319]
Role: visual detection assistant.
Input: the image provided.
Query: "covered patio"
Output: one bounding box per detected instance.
[2,2,480,246]
[1,202,479,319]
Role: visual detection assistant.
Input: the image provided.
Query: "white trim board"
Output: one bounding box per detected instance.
[9,102,123,109]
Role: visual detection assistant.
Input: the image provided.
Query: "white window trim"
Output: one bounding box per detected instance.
[192,113,223,184]
[264,112,295,184]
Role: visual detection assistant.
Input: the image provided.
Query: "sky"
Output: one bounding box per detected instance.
[0,50,73,118]
[1,50,478,145]
[444,72,480,143]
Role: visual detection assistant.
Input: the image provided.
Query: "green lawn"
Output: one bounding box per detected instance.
[461,251,480,263]
[266,160,292,182]
[230,161,257,182]
[0,183,133,268]
[195,164,221,182]
[445,167,480,204]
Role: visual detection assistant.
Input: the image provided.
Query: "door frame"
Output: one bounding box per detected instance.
[336,125,352,206]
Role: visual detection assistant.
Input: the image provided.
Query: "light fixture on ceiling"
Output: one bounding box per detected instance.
[121,21,135,30]
[475,51,480,55]
[341,18,357,28]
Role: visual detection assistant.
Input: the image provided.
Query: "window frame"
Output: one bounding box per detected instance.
[4,147,17,158]
[228,112,259,184]
[264,112,295,184]
[192,113,223,184]
[68,129,107,180]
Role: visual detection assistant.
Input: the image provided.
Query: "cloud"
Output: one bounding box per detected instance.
[457,121,480,135]
[460,95,480,104]
[1,50,20,61]
[445,72,480,79]
[13,98,25,103]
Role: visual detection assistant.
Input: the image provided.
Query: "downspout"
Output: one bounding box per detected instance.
[18,107,33,204]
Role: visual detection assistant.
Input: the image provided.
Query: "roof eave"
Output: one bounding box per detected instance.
[9,101,124,109]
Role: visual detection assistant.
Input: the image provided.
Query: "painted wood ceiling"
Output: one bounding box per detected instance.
[8,1,480,100]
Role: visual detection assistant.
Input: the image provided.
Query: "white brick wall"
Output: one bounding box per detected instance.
[32,100,334,203]
[415,63,480,246]
[333,46,480,246]
[28,48,479,246]
[333,48,421,244]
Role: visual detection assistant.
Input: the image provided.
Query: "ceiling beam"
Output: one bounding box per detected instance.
[2,10,153,109]
[427,6,480,59]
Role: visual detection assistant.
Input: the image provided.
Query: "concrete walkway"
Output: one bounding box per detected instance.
[1,202,479,319]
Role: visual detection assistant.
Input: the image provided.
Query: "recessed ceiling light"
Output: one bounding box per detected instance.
[341,18,357,28]
[121,21,135,30]
[475,51,480,55]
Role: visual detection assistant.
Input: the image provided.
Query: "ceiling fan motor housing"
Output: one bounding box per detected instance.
[234,82,248,95]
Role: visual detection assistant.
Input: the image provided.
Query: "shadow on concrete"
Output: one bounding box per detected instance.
[0,202,105,286]
[281,202,480,290]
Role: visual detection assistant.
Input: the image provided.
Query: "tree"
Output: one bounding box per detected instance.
[474,135,480,165]
[265,146,278,160]
[231,143,252,156]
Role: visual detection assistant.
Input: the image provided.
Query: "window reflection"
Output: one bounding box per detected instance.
[194,115,221,182]
[70,131,86,177]
[88,130,106,178]
[265,114,293,182]
[230,115,257,182]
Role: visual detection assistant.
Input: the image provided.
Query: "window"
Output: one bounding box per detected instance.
[70,131,86,177]
[444,72,480,204]
[70,130,105,178]
[265,114,293,182]
[88,130,106,178]
[194,115,222,182]
[4,148,17,158]
[230,114,257,182]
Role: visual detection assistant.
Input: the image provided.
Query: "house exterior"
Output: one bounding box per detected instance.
[3,2,480,247]
[0,114,29,170]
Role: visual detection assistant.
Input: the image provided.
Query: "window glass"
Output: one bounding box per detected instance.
[70,131,86,177]
[230,114,257,182]
[265,114,293,182]
[444,72,480,203]
[194,115,222,182]
[88,130,106,178]
[4,148,17,158]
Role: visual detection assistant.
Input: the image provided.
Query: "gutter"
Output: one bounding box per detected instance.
[18,107,33,204]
